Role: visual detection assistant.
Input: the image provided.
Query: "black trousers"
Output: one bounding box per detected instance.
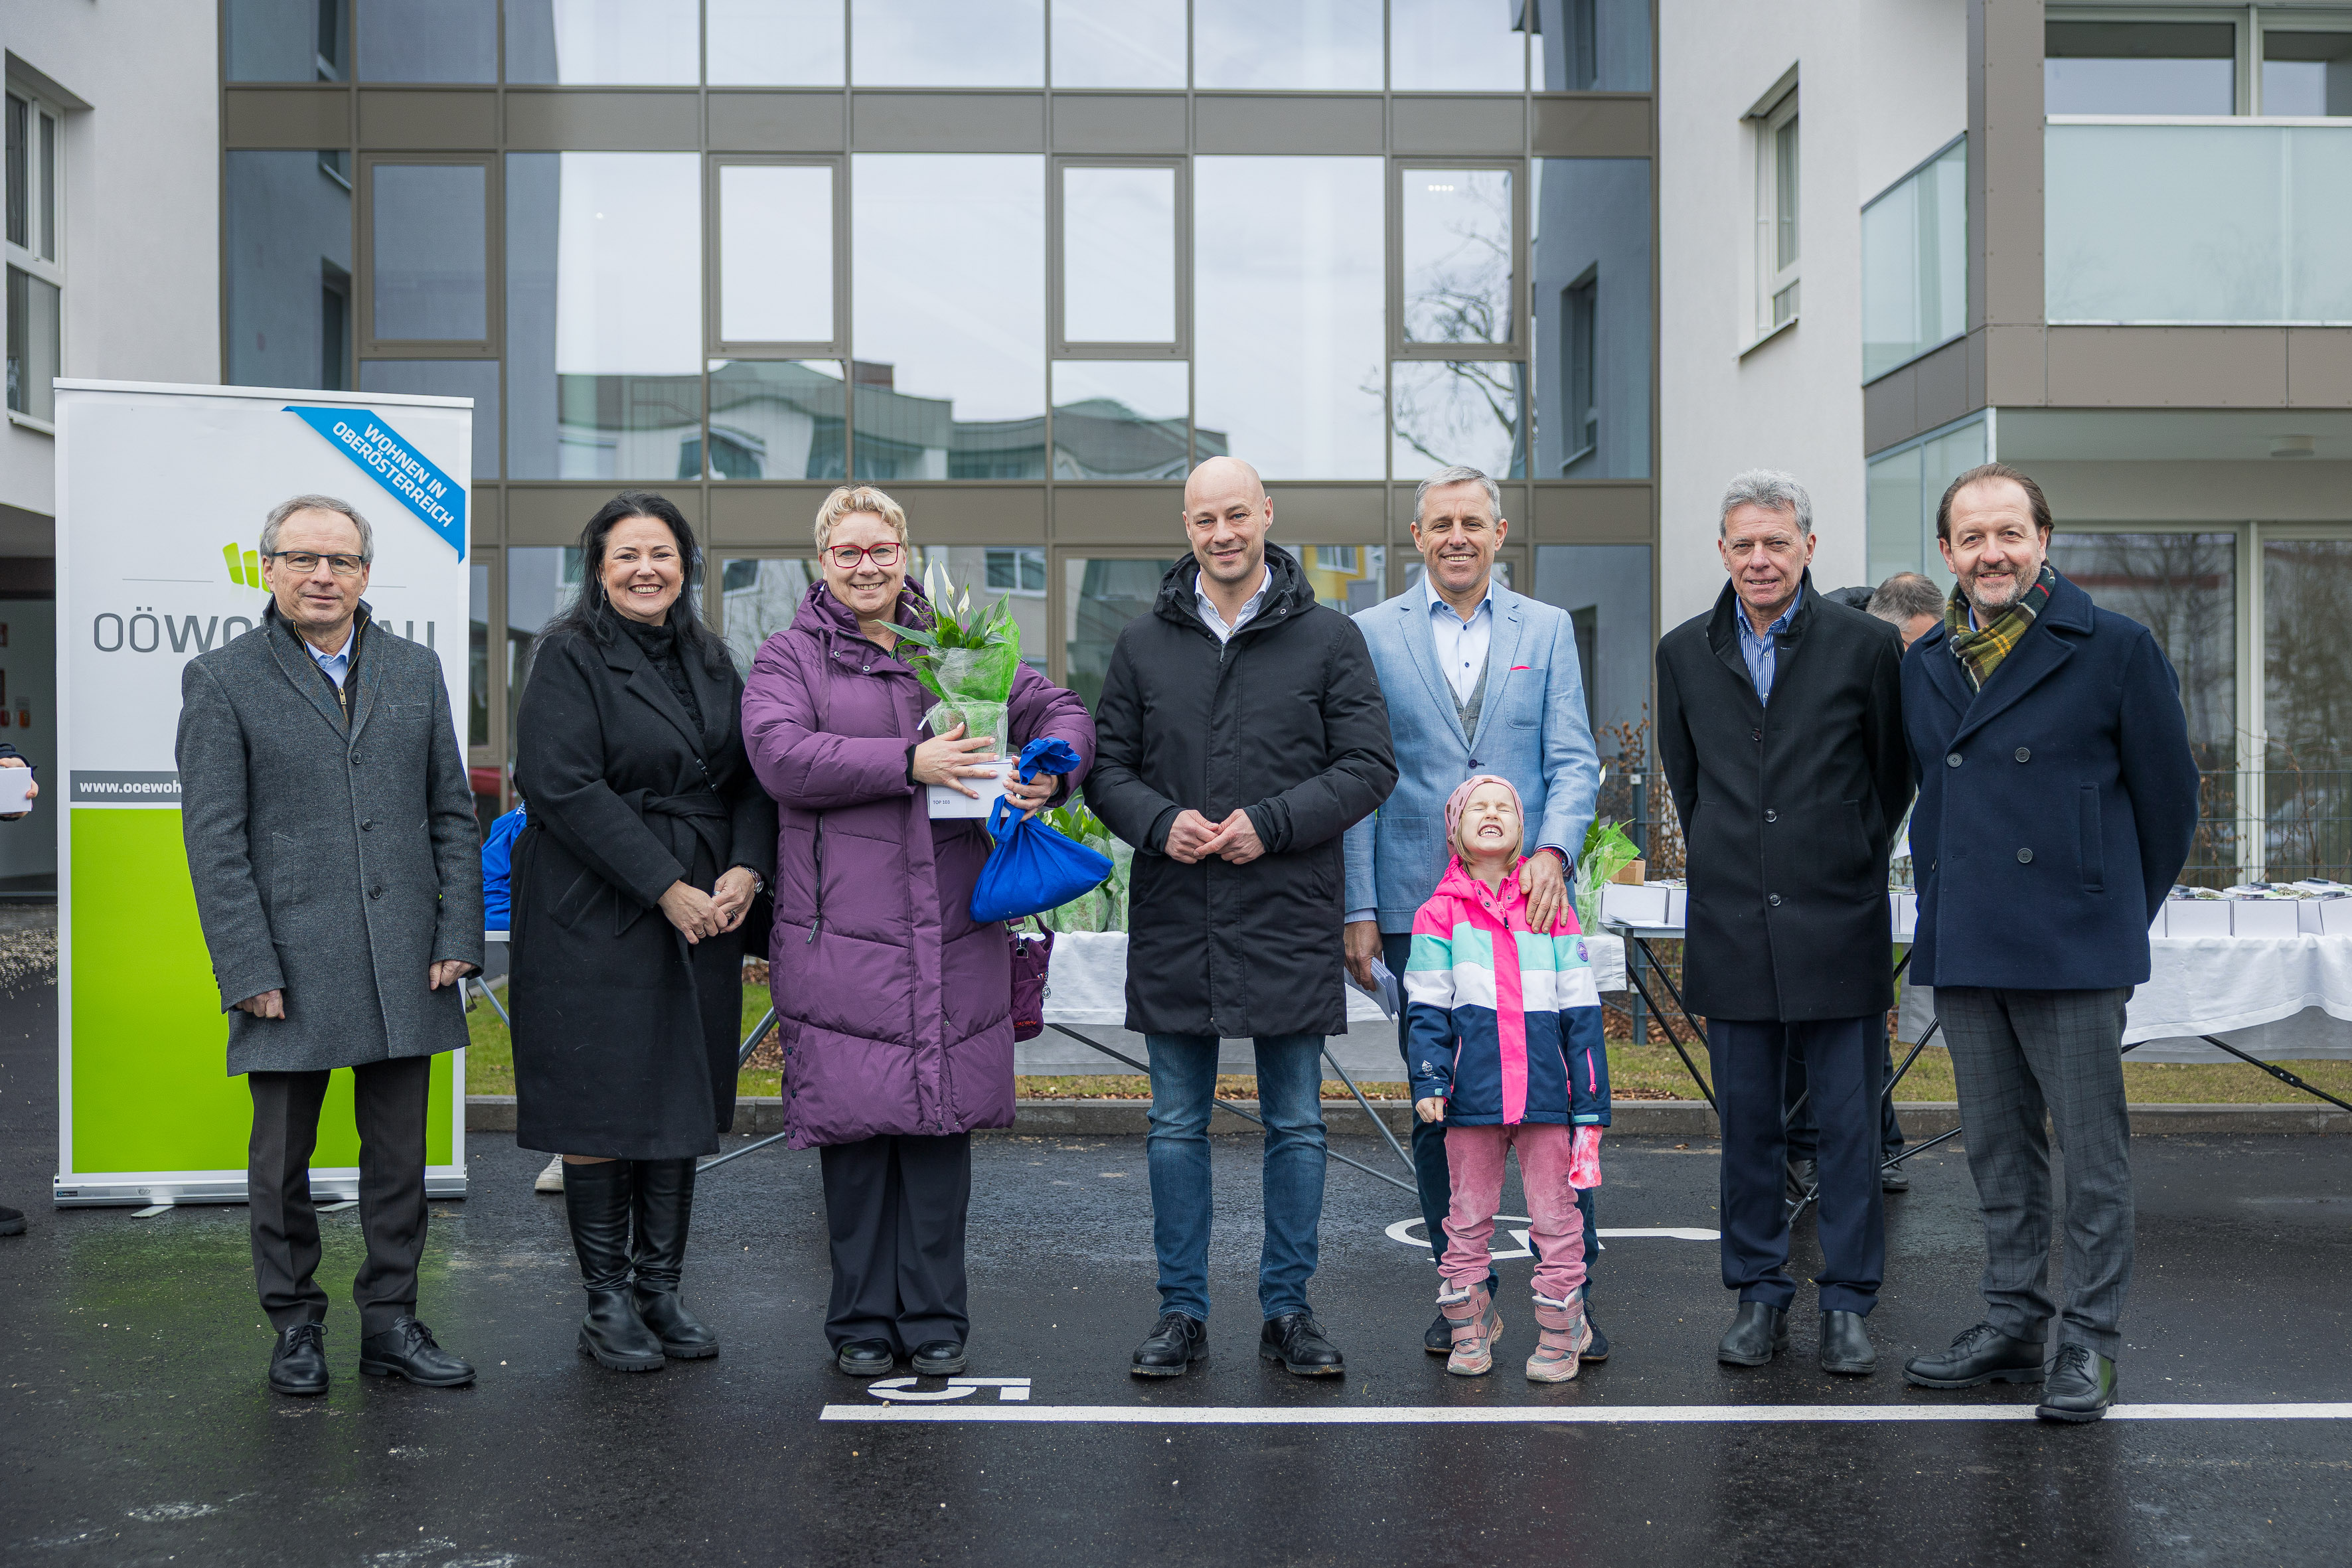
[1385,933,1599,1302]
[246,1056,432,1337]
[1708,1015,1886,1316]
[820,1133,971,1354]
[1784,1034,1906,1162]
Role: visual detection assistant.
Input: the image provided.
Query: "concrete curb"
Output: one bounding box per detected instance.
[463,1096,2347,1138]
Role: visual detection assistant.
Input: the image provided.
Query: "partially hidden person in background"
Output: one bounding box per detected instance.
[509,491,777,1373]
[0,738,37,1239]
[475,781,562,1196]
[741,484,1093,1381]
[177,494,483,1397]
[1898,463,2198,1423]
[1340,464,1605,1362]
[1405,776,1609,1383]
[1654,470,1911,1377]
[1087,455,1397,1381]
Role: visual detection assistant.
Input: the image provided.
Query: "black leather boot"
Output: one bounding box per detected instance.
[1717,1301,1790,1366]
[631,1159,718,1360]
[1820,1309,1877,1375]
[563,1160,664,1373]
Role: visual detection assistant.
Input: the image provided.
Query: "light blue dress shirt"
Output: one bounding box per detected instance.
[308,629,354,690]
[1194,564,1271,645]
[1734,586,1801,704]
[1425,574,1494,704]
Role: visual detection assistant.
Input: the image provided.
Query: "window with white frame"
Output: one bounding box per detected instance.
[1754,86,1799,335]
[5,88,64,426]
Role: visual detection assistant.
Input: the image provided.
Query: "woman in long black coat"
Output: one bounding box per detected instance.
[510,490,777,1373]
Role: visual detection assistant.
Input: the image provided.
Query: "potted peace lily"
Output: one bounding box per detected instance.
[892,560,1022,751]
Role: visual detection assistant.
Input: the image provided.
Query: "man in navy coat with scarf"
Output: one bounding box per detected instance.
[1897,463,2197,1423]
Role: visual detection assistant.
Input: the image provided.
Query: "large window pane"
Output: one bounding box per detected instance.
[1533,544,1651,751]
[718,558,820,671]
[2265,539,2352,880]
[4,268,59,423]
[913,547,1050,671]
[1531,157,1650,479]
[706,360,847,479]
[359,360,501,479]
[507,544,584,756]
[1194,156,1383,479]
[851,155,1046,480]
[2045,21,2235,116]
[359,0,497,82]
[1052,361,1192,478]
[1862,138,1966,382]
[1064,165,1176,344]
[1392,362,1526,479]
[372,164,487,341]
[1051,0,1185,89]
[1533,0,1653,92]
[226,0,345,82]
[505,0,699,86]
[2263,32,2352,117]
[708,0,846,86]
[1065,557,1180,709]
[1286,545,1387,613]
[719,165,834,344]
[1391,0,1524,90]
[1194,0,1380,90]
[225,151,354,392]
[1401,168,1514,347]
[506,152,703,480]
[852,0,1044,87]
[1863,418,1981,589]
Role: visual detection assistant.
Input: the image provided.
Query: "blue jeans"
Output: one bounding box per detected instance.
[1144,1032,1328,1322]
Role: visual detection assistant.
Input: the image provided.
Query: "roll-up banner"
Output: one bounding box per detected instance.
[53,381,473,1206]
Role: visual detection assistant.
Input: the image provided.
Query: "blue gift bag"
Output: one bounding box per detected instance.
[968,740,1113,923]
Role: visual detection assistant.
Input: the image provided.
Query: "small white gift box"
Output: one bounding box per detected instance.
[1892,892,1919,941]
[925,760,1012,819]
[2229,899,2302,939]
[2165,899,2232,939]
[1601,881,1672,927]
[2320,899,2352,936]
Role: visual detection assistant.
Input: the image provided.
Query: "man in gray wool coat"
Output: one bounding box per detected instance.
[177,494,484,1397]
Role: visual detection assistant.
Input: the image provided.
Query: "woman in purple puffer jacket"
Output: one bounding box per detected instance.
[741,483,1094,1381]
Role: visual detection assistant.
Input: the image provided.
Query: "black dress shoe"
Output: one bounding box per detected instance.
[1820,1309,1877,1375]
[359,1317,475,1387]
[1259,1312,1344,1377]
[1717,1302,1789,1366]
[0,1203,25,1236]
[1583,1310,1610,1364]
[1131,1312,1208,1378]
[836,1340,896,1377]
[1881,1163,1911,1194]
[1903,1321,2047,1389]
[911,1340,967,1376]
[2036,1343,2118,1423]
[268,1321,329,1396]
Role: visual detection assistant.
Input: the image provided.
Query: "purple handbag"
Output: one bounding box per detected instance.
[1008,925,1054,1042]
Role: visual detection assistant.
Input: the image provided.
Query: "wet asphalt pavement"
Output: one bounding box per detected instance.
[4,980,2349,1567]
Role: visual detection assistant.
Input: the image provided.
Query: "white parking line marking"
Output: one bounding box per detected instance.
[821,1402,2352,1426]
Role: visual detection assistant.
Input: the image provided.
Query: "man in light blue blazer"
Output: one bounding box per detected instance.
[1342,465,1604,1359]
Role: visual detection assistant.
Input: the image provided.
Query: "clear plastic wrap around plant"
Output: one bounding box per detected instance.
[925,698,1008,750]
[1573,819,1642,931]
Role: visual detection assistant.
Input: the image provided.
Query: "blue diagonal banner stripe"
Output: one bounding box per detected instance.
[283,406,467,558]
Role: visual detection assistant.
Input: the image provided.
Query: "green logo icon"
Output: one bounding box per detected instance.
[222,544,263,589]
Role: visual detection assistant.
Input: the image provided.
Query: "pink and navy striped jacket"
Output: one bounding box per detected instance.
[1404,856,1610,1128]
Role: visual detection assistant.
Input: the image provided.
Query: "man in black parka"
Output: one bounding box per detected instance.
[1088,456,1396,1381]
[1656,470,1911,1377]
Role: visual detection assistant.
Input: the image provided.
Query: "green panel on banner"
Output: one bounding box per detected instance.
[70,809,454,1173]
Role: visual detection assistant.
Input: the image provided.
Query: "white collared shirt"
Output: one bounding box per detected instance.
[307,627,354,690]
[1196,564,1272,645]
[1425,574,1495,704]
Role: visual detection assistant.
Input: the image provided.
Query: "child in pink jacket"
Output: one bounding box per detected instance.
[1406,775,1610,1381]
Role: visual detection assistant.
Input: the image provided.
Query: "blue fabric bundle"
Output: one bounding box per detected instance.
[969,738,1113,923]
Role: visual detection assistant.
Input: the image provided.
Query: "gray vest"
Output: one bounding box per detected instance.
[1453,656,1488,743]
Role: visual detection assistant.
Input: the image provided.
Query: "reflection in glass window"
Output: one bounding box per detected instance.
[372,164,487,342]
[1194,0,1380,90]
[1402,169,1514,346]
[1194,157,1383,479]
[708,0,846,86]
[1064,165,1176,344]
[1531,158,1650,479]
[6,268,60,422]
[913,547,1049,670]
[1532,544,1650,755]
[705,360,847,480]
[720,165,834,344]
[1052,0,1186,88]
[1861,139,1966,382]
[2044,21,2235,116]
[226,0,347,82]
[1533,0,1654,92]
[718,557,819,670]
[1393,362,1526,480]
[852,0,1044,88]
[851,156,1046,480]
[507,544,586,755]
[2264,539,2352,880]
[1863,418,1981,588]
[1065,557,1180,708]
[1285,545,1387,613]
[1391,0,1525,90]
[360,361,501,480]
[986,548,1048,593]
[226,151,354,392]
[507,153,703,480]
[468,560,491,747]
[1052,361,1196,479]
[505,0,700,86]
[2262,33,2352,117]
[359,0,497,82]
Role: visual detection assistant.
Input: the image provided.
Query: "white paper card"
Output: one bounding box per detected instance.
[926,760,1012,819]
[0,769,34,813]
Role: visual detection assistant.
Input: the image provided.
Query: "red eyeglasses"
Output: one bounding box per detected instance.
[826,542,904,570]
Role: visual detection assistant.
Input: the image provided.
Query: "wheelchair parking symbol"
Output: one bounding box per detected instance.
[866,1377,1034,1403]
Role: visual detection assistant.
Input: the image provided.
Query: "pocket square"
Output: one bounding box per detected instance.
[1510,665,1531,671]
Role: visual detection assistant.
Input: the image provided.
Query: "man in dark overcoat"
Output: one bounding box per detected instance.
[1655,470,1910,1376]
[1088,455,1396,1381]
[1897,463,2197,1423]
[179,495,483,1397]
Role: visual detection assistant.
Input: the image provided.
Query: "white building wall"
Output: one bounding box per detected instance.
[0,0,220,531]
[1657,0,1966,632]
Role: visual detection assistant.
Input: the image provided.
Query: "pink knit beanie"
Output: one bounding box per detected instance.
[1444,773,1526,856]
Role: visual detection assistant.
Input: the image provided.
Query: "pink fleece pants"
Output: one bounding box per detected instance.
[1440,1122,1588,1302]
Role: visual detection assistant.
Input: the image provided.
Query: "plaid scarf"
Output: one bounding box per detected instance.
[1945,563,2055,692]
